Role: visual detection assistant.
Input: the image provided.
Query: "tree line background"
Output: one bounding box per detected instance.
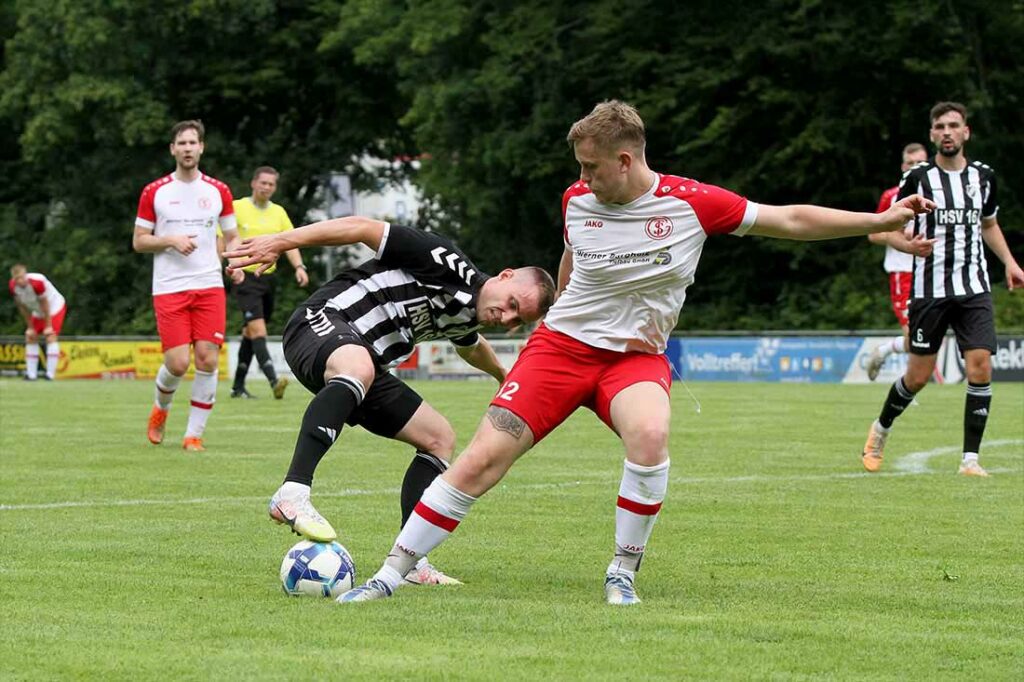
[2,0,1022,336]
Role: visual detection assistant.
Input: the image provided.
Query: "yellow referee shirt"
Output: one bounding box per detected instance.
[224,197,295,274]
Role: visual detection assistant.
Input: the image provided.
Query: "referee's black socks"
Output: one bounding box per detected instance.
[251,336,278,385]
[233,337,254,391]
[284,375,366,486]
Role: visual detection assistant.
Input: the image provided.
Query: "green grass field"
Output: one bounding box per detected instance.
[1,378,1022,680]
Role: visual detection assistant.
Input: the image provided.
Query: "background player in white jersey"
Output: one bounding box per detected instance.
[7,264,66,381]
[339,100,937,606]
[132,120,244,452]
[862,102,1024,477]
[865,143,933,380]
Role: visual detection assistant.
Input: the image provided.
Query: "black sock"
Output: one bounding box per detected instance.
[284,376,365,486]
[400,451,449,528]
[234,337,253,390]
[963,382,992,454]
[251,336,278,384]
[878,377,917,428]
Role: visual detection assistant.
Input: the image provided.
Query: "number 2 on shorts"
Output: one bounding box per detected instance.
[497,380,519,401]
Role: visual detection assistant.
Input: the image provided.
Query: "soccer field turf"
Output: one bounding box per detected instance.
[1,379,1021,680]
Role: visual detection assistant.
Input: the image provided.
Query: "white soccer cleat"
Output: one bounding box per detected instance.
[268,487,337,542]
[604,573,642,605]
[957,461,990,478]
[403,557,463,586]
[336,579,395,603]
[866,348,885,382]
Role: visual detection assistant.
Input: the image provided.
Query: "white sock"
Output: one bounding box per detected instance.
[45,341,60,379]
[279,481,311,499]
[379,478,476,589]
[609,458,669,576]
[962,452,979,465]
[185,369,218,438]
[888,336,906,355]
[25,343,40,379]
[154,364,182,410]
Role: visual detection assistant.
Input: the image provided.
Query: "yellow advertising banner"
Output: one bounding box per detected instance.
[54,341,228,379]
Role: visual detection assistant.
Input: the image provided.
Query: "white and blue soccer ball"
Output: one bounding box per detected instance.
[279,540,356,598]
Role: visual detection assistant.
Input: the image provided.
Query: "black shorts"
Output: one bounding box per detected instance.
[907,293,996,356]
[282,306,422,438]
[234,273,275,324]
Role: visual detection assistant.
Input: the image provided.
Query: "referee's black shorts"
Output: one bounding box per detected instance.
[282,306,422,438]
[233,272,275,324]
[907,293,996,356]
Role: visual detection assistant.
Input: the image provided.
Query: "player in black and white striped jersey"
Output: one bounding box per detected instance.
[863,102,1024,477]
[226,216,554,584]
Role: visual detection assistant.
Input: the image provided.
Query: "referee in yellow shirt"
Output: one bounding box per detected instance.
[228,166,309,399]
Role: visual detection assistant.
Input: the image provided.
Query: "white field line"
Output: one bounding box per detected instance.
[1,442,1020,513]
[892,438,1023,474]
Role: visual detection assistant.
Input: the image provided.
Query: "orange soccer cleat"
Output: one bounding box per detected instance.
[182,436,206,452]
[861,420,889,473]
[148,406,169,445]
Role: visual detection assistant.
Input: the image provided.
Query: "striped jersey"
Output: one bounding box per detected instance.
[897,160,998,299]
[301,223,486,369]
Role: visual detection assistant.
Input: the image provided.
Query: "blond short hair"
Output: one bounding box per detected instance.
[567,100,646,153]
[10,263,27,277]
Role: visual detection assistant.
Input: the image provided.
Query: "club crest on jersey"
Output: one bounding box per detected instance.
[966,183,980,200]
[645,216,673,240]
[198,196,212,210]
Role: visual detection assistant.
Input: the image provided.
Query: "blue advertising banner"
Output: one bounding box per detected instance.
[667,337,864,383]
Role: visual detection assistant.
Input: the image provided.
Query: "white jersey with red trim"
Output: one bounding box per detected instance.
[547,173,758,353]
[135,172,238,295]
[8,273,66,318]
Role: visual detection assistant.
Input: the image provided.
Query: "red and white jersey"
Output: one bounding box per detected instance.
[8,273,66,318]
[876,185,912,274]
[135,172,237,295]
[548,173,759,353]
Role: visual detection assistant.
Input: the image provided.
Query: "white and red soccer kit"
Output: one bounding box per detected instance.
[877,185,912,327]
[492,173,758,441]
[8,273,67,334]
[135,172,237,350]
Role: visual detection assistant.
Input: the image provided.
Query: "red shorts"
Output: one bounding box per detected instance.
[490,324,672,443]
[31,306,66,335]
[889,272,912,327]
[153,287,226,352]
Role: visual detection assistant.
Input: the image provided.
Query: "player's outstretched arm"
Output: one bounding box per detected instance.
[224,216,386,275]
[980,217,1024,290]
[455,338,507,383]
[748,194,935,241]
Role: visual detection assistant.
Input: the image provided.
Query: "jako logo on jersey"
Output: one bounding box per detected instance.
[935,208,980,225]
[584,219,603,228]
[645,216,673,240]
[654,251,672,265]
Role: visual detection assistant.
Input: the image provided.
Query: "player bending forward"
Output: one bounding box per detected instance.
[226,217,554,585]
[336,100,936,606]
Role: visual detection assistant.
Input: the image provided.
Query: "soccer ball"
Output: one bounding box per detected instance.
[279,540,356,598]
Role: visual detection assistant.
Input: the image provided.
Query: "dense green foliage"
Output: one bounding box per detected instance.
[2,0,1022,334]
[2,380,1022,678]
